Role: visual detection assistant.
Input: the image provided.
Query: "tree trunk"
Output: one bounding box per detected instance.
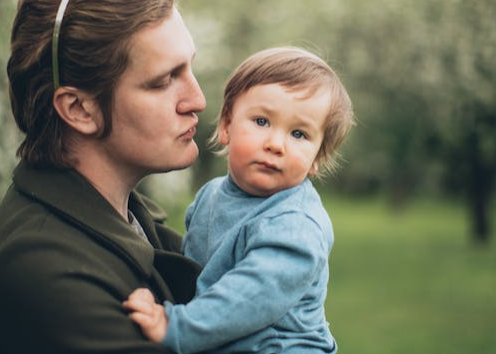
[466,130,495,244]
[469,177,490,243]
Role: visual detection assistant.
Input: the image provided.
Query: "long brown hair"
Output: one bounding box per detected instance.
[8,0,175,167]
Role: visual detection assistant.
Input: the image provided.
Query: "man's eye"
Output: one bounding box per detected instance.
[147,76,172,90]
[154,79,171,89]
[151,83,169,90]
[255,117,268,126]
[292,130,305,139]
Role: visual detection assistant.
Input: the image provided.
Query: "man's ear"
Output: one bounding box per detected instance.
[53,87,102,135]
[218,116,231,146]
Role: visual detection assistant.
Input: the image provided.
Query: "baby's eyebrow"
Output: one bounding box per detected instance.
[248,104,276,116]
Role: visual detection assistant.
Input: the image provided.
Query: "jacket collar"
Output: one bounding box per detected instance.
[12,161,158,278]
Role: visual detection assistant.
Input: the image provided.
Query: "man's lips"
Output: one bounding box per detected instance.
[179,114,199,140]
[180,125,197,140]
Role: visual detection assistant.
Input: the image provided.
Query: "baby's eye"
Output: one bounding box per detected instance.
[255,117,268,126]
[292,130,306,139]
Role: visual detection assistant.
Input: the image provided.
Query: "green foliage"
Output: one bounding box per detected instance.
[325,195,496,353]
[1,0,494,239]
[0,0,19,197]
[181,0,496,240]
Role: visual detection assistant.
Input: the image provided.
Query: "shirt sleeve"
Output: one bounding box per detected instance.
[163,211,330,354]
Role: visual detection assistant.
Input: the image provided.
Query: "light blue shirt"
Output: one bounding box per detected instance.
[163,175,337,354]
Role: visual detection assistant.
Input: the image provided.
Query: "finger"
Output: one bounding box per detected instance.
[123,298,154,315]
[140,288,156,302]
[129,312,156,329]
[128,288,154,302]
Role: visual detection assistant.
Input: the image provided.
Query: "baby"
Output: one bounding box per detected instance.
[124,46,355,354]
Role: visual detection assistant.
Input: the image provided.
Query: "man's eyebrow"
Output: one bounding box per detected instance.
[143,52,197,87]
[149,71,171,82]
[141,71,169,88]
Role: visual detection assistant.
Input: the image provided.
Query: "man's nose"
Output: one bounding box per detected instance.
[177,72,206,115]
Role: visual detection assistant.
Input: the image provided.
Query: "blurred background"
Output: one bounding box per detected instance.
[1,0,495,353]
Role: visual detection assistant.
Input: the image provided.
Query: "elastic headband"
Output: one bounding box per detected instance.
[52,0,71,90]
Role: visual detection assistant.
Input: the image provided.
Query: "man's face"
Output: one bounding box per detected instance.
[103,7,206,181]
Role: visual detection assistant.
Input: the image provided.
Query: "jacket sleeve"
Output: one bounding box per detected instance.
[163,211,330,354]
[0,232,171,354]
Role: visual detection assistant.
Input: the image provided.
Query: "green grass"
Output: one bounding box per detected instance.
[324,196,496,354]
[162,194,496,353]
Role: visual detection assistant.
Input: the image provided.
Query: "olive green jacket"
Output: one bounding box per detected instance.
[0,162,201,354]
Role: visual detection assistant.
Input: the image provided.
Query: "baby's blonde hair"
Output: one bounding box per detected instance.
[211,46,355,177]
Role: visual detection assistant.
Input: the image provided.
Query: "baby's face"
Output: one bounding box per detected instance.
[219,83,329,197]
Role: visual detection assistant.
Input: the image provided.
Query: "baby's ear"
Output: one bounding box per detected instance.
[218,117,231,146]
[308,161,319,176]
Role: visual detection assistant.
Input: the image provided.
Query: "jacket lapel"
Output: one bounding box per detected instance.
[153,249,201,304]
[12,162,155,279]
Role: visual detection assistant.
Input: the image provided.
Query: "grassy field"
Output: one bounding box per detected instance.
[324,196,496,354]
[163,193,496,354]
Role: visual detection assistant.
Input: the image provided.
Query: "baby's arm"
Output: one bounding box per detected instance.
[123,288,168,343]
[165,213,330,353]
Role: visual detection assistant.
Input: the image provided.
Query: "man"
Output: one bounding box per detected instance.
[0,1,205,353]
